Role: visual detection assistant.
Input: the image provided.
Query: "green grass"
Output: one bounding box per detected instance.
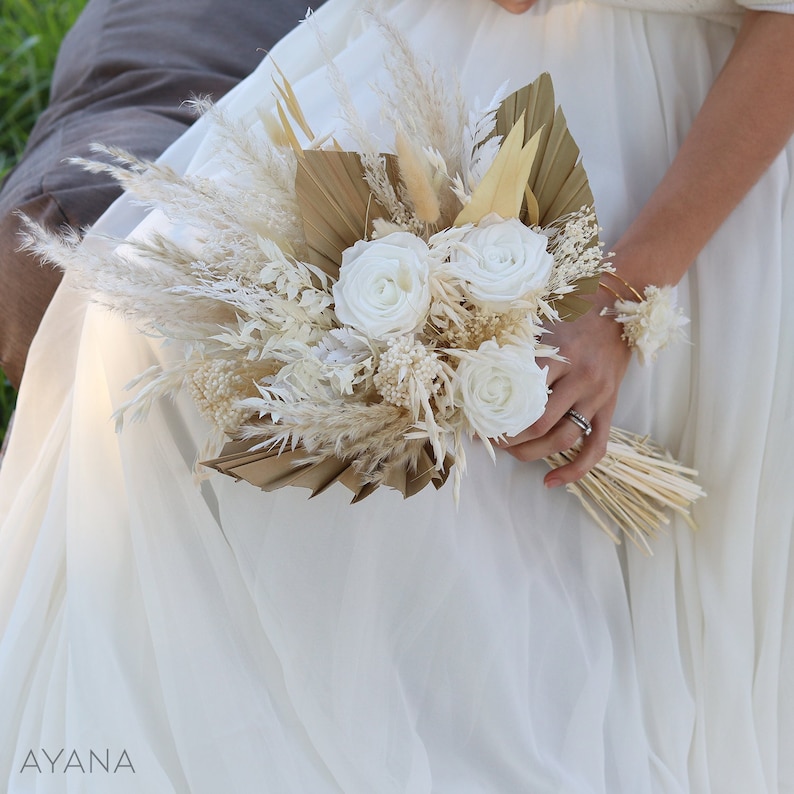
[1,0,88,179]
[0,0,88,443]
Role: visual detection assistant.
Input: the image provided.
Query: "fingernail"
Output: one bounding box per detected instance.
[545,476,562,489]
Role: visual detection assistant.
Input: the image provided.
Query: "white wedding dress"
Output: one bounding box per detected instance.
[1,1,792,792]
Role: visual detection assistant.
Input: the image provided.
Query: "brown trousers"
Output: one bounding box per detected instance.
[0,0,315,388]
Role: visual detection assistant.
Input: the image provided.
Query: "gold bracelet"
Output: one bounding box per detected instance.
[598,270,644,303]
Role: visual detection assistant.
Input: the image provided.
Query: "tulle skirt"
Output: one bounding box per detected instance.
[1,0,792,791]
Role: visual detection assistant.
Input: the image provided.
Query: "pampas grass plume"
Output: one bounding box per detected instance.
[395,130,440,224]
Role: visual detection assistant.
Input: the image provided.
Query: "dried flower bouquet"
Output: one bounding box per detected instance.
[24,8,703,550]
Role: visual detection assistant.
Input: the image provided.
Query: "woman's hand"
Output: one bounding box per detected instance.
[496,10,794,486]
[496,290,631,488]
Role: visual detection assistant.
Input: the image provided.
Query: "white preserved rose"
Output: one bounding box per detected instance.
[454,339,549,439]
[449,215,554,308]
[332,233,432,340]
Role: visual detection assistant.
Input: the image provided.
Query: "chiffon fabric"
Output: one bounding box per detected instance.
[1,1,793,791]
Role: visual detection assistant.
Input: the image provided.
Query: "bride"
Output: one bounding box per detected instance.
[1,0,792,791]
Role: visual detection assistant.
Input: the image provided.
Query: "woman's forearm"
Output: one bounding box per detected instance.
[522,10,794,484]
[609,10,794,291]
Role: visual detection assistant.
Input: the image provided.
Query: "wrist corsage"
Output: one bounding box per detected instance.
[600,271,689,365]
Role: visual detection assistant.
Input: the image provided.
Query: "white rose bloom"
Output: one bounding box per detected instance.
[450,216,554,308]
[333,233,432,340]
[454,340,549,439]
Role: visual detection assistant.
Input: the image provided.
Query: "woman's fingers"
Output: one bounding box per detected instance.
[494,299,631,480]
[497,361,591,448]
[543,408,611,488]
[501,418,587,462]
[500,400,596,463]
[501,400,611,485]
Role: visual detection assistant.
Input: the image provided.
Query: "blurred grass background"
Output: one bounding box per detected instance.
[0,0,88,443]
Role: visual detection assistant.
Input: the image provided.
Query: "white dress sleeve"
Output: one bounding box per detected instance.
[591,0,794,22]
[736,0,794,10]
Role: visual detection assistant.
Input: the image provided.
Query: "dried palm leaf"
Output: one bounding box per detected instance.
[294,150,399,276]
[203,440,452,501]
[492,73,600,320]
[493,73,595,226]
[553,275,602,321]
[454,115,542,226]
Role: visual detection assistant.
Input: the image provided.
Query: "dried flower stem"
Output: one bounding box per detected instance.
[545,427,705,554]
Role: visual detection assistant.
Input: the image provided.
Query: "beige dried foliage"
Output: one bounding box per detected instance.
[395,129,441,224]
[545,428,705,553]
[454,117,541,226]
[294,150,396,276]
[206,398,452,500]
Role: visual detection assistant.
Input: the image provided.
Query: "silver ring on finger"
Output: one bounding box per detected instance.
[564,408,592,437]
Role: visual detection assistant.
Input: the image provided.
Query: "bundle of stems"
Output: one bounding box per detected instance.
[545,427,705,554]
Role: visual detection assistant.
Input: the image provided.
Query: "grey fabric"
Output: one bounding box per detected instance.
[0,0,317,389]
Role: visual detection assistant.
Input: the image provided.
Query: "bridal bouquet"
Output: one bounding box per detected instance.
[26,8,702,550]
